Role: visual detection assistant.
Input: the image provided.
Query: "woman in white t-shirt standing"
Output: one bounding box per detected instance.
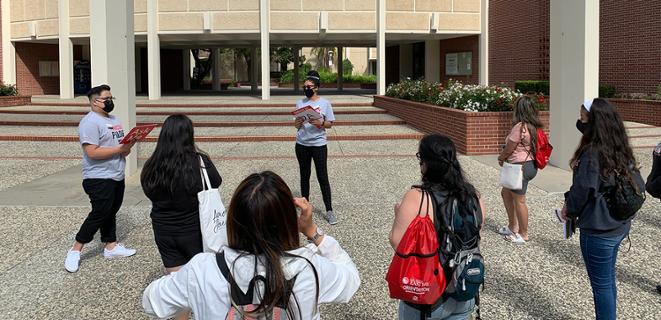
[142,171,360,319]
[294,70,338,224]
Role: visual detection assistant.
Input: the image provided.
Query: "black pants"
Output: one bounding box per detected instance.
[295,144,333,212]
[76,179,125,244]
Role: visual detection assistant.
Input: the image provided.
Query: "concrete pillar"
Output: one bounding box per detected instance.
[259,0,270,100]
[1,0,15,85]
[250,47,258,93]
[376,0,386,95]
[135,47,142,93]
[425,40,440,83]
[293,47,300,93]
[399,44,413,80]
[82,44,90,61]
[479,0,489,85]
[183,50,191,91]
[212,48,222,91]
[549,0,599,169]
[90,0,137,175]
[58,0,74,99]
[337,46,344,91]
[147,0,161,99]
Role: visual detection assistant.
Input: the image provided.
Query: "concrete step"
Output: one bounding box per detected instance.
[0,107,386,116]
[29,102,374,108]
[0,113,399,123]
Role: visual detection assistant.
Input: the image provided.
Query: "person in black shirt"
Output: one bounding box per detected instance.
[141,114,222,274]
[561,99,645,320]
[646,142,661,294]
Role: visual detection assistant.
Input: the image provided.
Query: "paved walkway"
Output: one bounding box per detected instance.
[0,100,659,319]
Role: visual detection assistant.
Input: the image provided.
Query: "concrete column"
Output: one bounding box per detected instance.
[82,44,90,61]
[399,44,413,79]
[479,0,489,85]
[549,0,599,169]
[250,46,258,93]
[376,0,386,95]
[293,47,300,93]
[1,0,15,85]
[183,50,191,91]
[212,48,222,91]
[259,0,270,100]
[90,0,137,175]
[337,46,344,91]
[135,47,142,93]
[58,0,74,99]
[425,40,441,83]
[147,0,161,99]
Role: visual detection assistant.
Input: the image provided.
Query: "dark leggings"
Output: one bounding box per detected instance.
[295,143,333,212]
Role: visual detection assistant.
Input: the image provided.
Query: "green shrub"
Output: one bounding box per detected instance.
[0,83,18,96]
[515,80,549,95]
[599,84,617,98]
[342,59,354,76]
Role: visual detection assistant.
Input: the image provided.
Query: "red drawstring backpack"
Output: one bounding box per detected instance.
[386,189,446,305]
[534,128,553,169]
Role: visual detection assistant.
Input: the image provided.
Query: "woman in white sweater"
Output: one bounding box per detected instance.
[142,171,360,319]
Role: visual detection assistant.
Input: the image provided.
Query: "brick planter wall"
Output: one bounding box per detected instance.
[610,99,661,127]
[0,96,31,107]
[374,96,550,155]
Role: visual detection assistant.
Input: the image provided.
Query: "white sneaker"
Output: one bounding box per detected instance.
[103,243,136,259]
[64,249,81,273]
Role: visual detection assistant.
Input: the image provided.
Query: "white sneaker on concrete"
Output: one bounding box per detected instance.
[103,243,136,259]
[64,249,81,273]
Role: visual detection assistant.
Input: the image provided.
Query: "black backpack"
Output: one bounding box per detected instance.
[604,169,646,220]
[428,189,484,302]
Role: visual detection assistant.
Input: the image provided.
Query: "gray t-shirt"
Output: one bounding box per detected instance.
[295,97,335,147]
[78,111,126,181]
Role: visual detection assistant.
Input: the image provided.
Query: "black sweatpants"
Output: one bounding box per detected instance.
[75,179,125,244]
[295,143,333,212]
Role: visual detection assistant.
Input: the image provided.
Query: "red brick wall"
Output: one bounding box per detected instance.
[374,96,550,155]
[439,36,480,85]
[489,0,660,94]
[610,99,661,127]
[16,43,59,95]
[489,0,550,87]
[0,95,30,106]
[600,1,661,94]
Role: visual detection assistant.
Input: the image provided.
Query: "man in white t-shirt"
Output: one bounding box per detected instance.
[64,84,137,273]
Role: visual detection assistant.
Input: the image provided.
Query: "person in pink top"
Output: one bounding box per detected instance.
[497,95,544,244]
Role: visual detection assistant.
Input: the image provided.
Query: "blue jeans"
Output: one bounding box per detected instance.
[398,298,475,320]
[580,232,626,320]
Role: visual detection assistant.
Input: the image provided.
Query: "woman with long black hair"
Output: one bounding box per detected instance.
[561,98,645,320]
[142,171,360,319]
[141,114,222,273]
[294,70,337,224]
[389,134,486,319]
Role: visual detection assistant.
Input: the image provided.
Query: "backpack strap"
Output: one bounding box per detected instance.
[216,251,299,309]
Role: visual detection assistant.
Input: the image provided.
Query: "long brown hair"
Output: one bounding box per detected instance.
[570,99,639,179]
[227,171,319,318]
[512,95,544,155]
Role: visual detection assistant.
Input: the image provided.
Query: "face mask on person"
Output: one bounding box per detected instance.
[102,99,114,113]
[576,119,588,134]
[304,87,315,98]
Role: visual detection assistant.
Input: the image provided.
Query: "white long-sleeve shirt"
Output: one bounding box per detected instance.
[142,236,361,319]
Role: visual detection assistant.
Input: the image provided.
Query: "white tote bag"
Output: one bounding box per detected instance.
[499,162,523,190]
[198,157,227,252]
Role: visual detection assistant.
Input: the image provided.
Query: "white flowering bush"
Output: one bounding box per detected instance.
[386,79,546,112]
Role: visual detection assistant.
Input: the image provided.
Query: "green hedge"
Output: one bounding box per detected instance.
[0,83,18,96]
[599,84,616,98]
[515,80,549,95]
[279,67,376,84]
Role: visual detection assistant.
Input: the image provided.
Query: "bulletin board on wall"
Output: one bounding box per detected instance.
[445,52,472,76]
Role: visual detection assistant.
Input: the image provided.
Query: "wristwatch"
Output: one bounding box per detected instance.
[307,226,324,243]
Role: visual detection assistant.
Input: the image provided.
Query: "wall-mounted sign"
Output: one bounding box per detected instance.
[445,52,472,76]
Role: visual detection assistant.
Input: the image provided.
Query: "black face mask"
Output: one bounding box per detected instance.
[304,87,315,98]
[576,119,588,134]
[102,99,114,113]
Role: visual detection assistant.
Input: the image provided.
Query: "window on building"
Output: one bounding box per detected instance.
[39,61,59,77]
